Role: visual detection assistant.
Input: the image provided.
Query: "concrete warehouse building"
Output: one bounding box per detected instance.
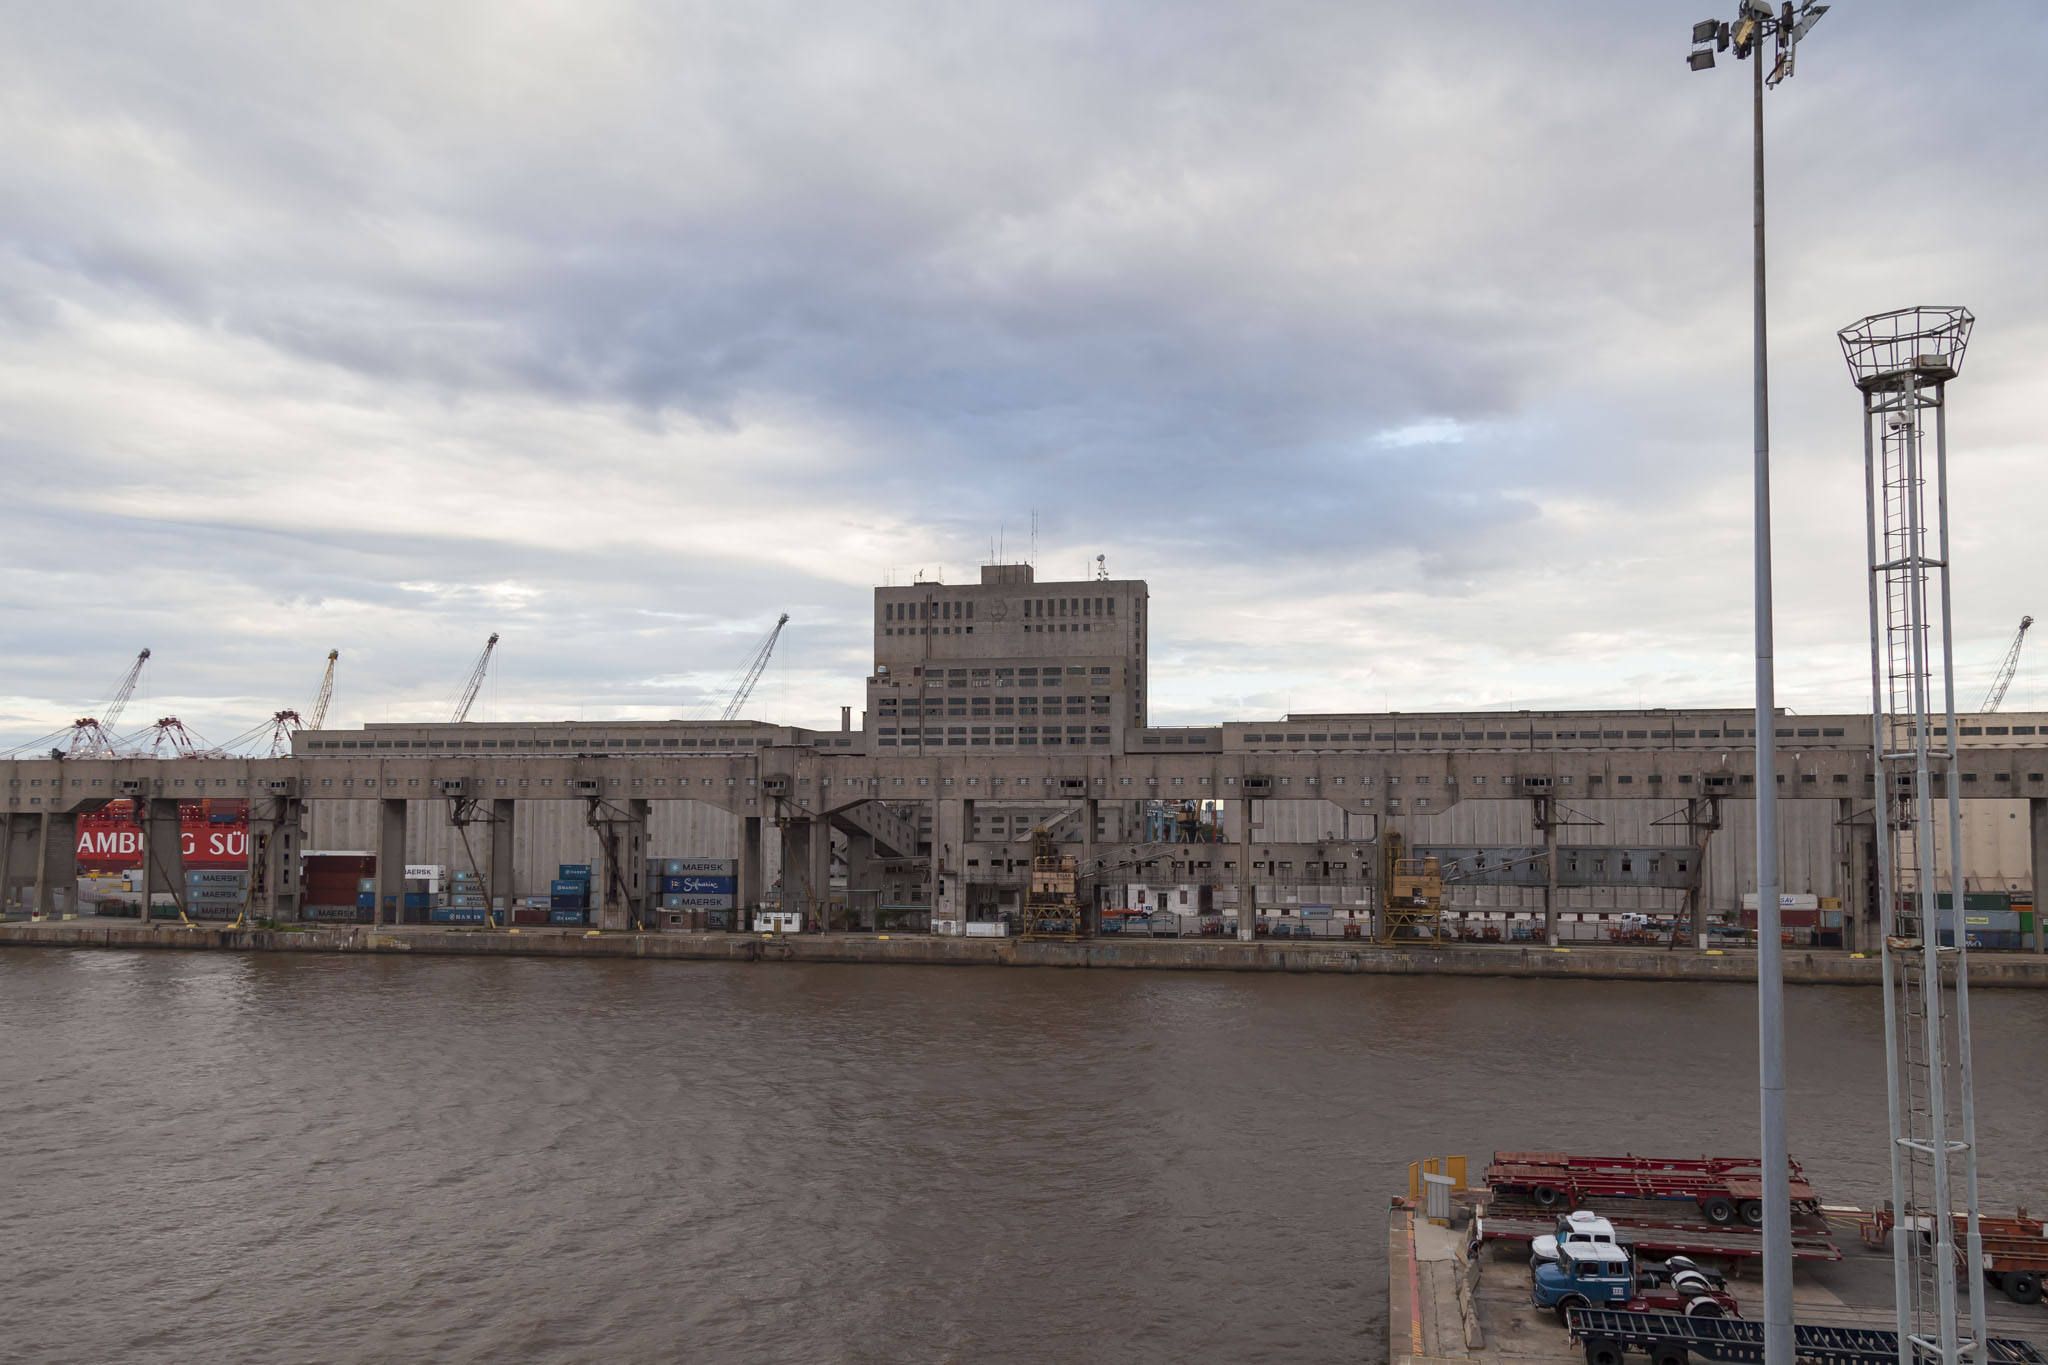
[5,563,2045,947]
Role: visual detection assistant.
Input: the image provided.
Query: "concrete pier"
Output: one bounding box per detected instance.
[5,921,2048,985]
[1387,1200,2048,1365]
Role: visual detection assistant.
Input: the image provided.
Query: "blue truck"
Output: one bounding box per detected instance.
[1532,1243,1739,1323]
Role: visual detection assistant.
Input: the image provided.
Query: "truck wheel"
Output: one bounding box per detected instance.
[1701,1197,1736,1225]
[1534,1184,1564,1207]
[1556,1294,1590,1324]
[1584,1338,1624,1365]
[2003,1271,2043,1304]
[1739,1200,1764,1227]
[1652,1344,1690,1365]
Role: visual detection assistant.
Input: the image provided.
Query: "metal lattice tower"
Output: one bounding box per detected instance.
[1839,305,1987,1365]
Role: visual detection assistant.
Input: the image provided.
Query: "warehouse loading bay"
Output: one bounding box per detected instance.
[4,563,2046,949]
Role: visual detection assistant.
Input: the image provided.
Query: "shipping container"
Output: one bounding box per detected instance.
[548,879,589,897]
[1937,892,2013,912]
[430,907,489,924]
[662,875,736,895]
[185,869,247,886]
[549,909,588,925]
[549,895,589,911]
[558,864,592,877]
[354,893,375,909]
[651,858,736,877]
[511,909,549,925]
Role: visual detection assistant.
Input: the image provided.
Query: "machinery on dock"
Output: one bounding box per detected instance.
[1018,827,1083,939]
[1486,1151,1821,1229]
[1379,829,1442,943]
[1565,1307,2048,1365]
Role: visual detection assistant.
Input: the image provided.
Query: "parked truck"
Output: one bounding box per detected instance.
[1532,1243,1740,1323]
[1861,1207,2048,1304]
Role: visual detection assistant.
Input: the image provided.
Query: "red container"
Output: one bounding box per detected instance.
[511,909,549,925]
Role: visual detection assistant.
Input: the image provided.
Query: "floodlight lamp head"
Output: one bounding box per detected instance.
[1692,19,1720,42]
[1688,49,1716,70]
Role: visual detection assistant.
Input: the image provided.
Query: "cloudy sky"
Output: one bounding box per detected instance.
[2,1,2043,750]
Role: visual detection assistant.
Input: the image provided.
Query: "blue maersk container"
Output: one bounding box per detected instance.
[558,864,592,878]
[549,879,589,897]
[549,909,587,925]
[662,875,736,895]
[431,907,488,924]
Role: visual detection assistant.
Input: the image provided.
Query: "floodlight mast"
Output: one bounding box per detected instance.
[1685,8,1827,1365]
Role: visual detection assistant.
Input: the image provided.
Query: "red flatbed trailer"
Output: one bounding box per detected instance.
[1861,1208,2048,1304]
[1486,1152,1821,1227]
[1479,1209,1842,1261]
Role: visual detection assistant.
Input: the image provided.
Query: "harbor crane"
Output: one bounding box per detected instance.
[451,633,499,723]
[1981,615,2033,714]
[309,649,338,728]
[719,614,789,721]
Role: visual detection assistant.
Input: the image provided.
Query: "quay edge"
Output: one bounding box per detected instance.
[6,922,2048,986]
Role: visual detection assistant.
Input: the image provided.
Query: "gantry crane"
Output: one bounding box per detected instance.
[451,633,499,723]
[1981,615,2033,714]
[719,614,789,721]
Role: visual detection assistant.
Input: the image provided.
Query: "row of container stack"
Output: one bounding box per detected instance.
[646,857,737,931]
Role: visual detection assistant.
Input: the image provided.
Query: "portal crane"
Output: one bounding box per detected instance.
[1981,615,2033,714]
[720,614,789,721]
[451,633,499,723]
[309,649,338,729]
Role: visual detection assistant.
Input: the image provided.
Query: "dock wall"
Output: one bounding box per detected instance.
[6,922,2048,986]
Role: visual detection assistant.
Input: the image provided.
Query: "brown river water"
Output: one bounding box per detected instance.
[3,951,2045,1364]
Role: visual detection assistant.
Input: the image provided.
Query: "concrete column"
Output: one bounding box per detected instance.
[2032,798,2048,954]
[808,816,832,932]
[1237,796,1256,942]
[1081,797,1098,936]
[933,797,964,927]
[375,798,406,927]
[740,815,763,921]
[35,810,80,918]
[490,798,516,926]
[778,820,811,918]
[2,812,37,913]
[246,795,302,922]
[595,798,650,932]
[141,797,185,920]
[1541,799,1560,948]
[839,824,878,930]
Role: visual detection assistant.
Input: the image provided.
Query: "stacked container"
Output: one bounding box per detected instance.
[644,857,738,932]
[433,868,488,924]
[184,867,249,921]
[302,853,375,923]
[550,865,592,925]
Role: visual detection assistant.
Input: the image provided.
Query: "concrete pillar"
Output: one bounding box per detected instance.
[34,810,80,918]
[490,798,516,926]
[2,812,37,912]
[594,798,650,931]
[740,815,763,920]
[808,816,832,932]
[777,820,817,922]
[374,798,406,927]
[246,794,302,922]
[140,797,185,920]
[2032,799,2048,954]
[1237,796,1256,942]
[933,797,965,927]
[839,824,878,930]
[1541,799,1560,947]
[1081,797,1098,936]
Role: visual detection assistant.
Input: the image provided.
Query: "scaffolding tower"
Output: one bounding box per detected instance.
[1839,305,1987,1365]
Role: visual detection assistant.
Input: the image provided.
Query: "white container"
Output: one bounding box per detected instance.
[964,921,1008,938]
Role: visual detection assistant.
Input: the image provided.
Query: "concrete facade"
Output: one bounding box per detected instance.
[4,566,2045,949]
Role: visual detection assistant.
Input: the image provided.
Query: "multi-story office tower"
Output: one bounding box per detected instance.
[867,563,1149,753]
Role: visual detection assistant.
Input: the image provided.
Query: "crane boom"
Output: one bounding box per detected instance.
[100,648,150,737]
[309,649,338,729]
[451,633,500,723]
[721,614,788,721]
[1981,615,2033,714]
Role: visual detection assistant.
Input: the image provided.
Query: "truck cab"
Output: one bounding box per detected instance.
[1532,1210,1620,1265]
[1533,1243,1637,1314]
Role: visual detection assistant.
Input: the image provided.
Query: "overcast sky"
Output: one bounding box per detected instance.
[2,1,2043,750]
